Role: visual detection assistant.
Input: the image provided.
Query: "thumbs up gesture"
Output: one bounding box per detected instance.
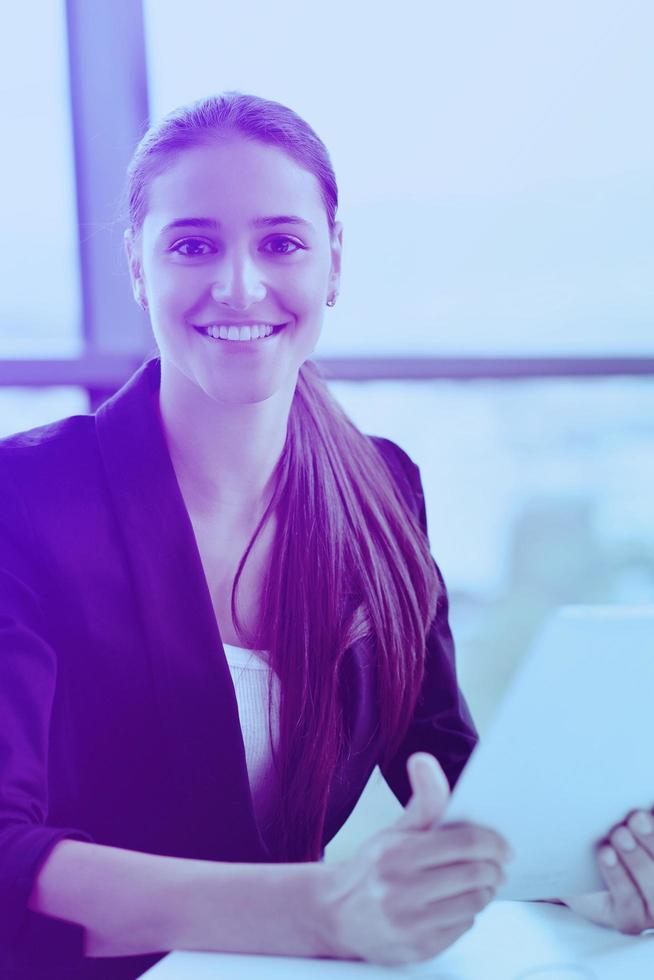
[395,751,452,831]
[319,752,513,966]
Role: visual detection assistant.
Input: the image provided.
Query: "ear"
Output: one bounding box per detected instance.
[328,220,343,297]
[124,228,148,309]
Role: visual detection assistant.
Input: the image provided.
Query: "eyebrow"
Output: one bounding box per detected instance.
[159,215,314,235]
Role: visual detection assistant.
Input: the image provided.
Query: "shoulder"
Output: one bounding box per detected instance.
[366,434,423,515]
[0,413,93,454]
[0,413,97,492]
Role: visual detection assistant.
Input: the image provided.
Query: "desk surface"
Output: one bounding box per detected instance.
[140,901,654,979]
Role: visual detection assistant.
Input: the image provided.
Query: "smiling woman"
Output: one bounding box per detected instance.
[0,91,506,979]
[124,133,341,410]
[120,92,443,859]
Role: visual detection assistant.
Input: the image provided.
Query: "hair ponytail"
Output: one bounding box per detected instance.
[233,360,440,861]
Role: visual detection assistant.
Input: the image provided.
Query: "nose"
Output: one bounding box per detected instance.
[210,251,267,310]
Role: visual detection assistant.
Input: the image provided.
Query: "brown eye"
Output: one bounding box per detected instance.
[170,238,214,256]
[262,236,304,255]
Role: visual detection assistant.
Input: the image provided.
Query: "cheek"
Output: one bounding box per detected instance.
[158,273,197,308]
[146,256,197,305]
[284,271,325,317]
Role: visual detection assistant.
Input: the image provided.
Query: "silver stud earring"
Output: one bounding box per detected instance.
[326,292,337,307]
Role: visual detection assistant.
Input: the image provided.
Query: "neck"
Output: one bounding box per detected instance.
[157,360,293,523]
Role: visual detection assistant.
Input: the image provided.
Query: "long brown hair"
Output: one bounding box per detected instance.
[125,92,441,861]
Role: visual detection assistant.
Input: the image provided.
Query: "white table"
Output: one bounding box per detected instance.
[140,901,654,979]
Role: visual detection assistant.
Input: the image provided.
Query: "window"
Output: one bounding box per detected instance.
[0,2,82,358]
[143,0,653,356]
[0,387,88,438]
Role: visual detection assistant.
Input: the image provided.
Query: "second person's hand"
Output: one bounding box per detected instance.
[318,752,513,966]
[563,807,654,935]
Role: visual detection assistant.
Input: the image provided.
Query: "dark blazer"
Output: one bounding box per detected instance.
[0,355,478,979]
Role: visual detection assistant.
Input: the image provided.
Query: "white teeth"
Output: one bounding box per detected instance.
[199,322,281,341]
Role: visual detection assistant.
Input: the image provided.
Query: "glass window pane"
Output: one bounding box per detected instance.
[0,388,88,438]
[0,4,81,357]
[143,1,653,356]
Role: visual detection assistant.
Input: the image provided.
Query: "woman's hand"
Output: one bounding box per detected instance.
[563,808,654,935]
[320,752,513,966]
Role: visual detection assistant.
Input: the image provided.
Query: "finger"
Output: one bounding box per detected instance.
[562,890,615,928]
[597,844,649,935]
[393,859,504,907]
[626,810,654,861]
[417,822,511,870]
[407,919,475,964]
[433,920,476,948]
[410,886,494,930]
[609,826,654,922]
[395,753,450,832]
[379,823,511,878]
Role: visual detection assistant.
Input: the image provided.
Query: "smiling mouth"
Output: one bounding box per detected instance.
[193,322,288,343]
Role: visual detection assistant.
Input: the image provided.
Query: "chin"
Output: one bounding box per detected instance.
[205,373,289,406]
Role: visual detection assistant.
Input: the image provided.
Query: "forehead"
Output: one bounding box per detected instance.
[144,138,326,231]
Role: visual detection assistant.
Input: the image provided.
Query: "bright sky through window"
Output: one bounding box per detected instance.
[0,3,81,357]
[143,0,653,356]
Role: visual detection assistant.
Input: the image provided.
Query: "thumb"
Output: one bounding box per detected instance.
[394,752,450,832]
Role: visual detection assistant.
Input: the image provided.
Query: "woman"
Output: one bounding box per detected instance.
[0,91,646,980]
[0,91,508,978]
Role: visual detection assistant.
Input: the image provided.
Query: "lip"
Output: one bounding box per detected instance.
[193,320,287,328]
[192,321,289,345]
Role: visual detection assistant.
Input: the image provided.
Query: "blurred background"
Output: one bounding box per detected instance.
[1,1,652,857]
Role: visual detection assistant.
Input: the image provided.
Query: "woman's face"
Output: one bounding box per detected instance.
[125,137,342,405]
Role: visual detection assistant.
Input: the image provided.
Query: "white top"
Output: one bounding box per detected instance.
[222,642,281,842]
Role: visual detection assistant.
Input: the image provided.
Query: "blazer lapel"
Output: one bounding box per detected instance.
[94,355,273,862]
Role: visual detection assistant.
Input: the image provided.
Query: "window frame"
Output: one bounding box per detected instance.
[0,0,651,412]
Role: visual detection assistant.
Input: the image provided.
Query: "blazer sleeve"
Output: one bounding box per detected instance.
[374,439,479,805]
[0,465,95,972]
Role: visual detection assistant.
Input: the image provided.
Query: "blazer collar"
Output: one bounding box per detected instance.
[95,355,274,861]
[94,356,380,858]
